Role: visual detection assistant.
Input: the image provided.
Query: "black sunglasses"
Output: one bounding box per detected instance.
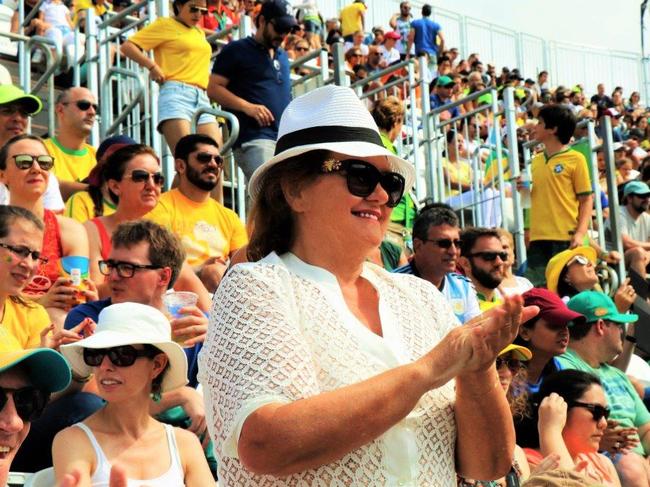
[0,386,49,422]
[98,259,163,278]
[12,154,54,171]
[126,169,165,186]
[321,159,405,208]
[0,242,48,264]
[469,251,508,262]
[83,345,159,367]
[568,401,610,422]
[63,100,98,112]
[423,238,461,249]
[496,357,523,372]
[194,152,224,166]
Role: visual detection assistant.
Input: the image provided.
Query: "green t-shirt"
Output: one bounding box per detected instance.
[557,348,650,455]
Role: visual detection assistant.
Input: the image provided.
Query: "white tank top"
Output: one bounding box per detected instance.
[74,422,185,487]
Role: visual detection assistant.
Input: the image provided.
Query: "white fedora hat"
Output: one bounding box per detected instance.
[60,303,188,392]
[248,85,416,199]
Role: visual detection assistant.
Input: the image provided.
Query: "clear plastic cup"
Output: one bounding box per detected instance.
[163,291,198,347]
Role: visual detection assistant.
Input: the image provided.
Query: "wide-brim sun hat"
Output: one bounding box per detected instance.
[248,85,416,200]
[0,342,71,393]
[545,246,598,294]
[60,302,188,392]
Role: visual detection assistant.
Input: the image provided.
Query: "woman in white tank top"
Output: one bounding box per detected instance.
[52,302,214,486]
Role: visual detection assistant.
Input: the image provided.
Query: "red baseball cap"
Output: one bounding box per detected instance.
[522,288,585,326]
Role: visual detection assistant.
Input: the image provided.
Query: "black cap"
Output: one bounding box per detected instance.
[260,0,297,32]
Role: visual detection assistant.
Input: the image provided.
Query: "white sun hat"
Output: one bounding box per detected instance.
[248,85,416,200]
[60,302,188,392]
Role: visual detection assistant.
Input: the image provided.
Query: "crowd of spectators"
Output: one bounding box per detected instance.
[4,0,650,486]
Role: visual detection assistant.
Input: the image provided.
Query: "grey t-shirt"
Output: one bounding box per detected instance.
[619,206,650,242]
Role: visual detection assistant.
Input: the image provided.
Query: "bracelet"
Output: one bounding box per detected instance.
[625,335,637,344]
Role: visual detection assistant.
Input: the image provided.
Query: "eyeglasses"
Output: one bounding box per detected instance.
[423,238,461,249]
[0,105,31,117]
[125,169,165,186]
[62,100,98,112]
[0,242,48,264]
[566,255,590,267]
[496,357,524,372]
[83,345,159,367]
[469,251,508,262]
[0,386,49,422]
[189,5,208,13]
[568,401,610,422]
[295,46,309,52]
[321,159,406,208]
[98,259,163,278]
[12,154,54,171]
[194,152,224,166]
[631,193,650,199]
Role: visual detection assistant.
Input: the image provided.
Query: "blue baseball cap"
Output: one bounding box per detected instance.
[623,180,650,198]
[260,0,297,32]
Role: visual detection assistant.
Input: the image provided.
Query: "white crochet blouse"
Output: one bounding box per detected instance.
[199,252,461,486]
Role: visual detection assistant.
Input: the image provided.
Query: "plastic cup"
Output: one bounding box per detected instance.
[163,291,198,347]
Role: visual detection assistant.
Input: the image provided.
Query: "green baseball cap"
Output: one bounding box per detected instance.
[436,75,455,88]
[0,85,43,115]
[567,290,638,324]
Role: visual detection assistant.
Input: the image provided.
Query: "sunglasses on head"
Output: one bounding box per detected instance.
[83,345,160,367]
[63,100,98,112]
[126,169,165,186]
[189,5,208,13]
[423,238,461,249]
[194,152,224,166]
[0,242,48,264]
[0,386,49,422]
[568,401,610,422]
[496,357,523,372]
[469,251,508,262]
[12,154,54,171]
[321,159,406,208]
[566,255,590,267]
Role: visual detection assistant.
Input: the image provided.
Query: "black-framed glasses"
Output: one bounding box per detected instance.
[0,105,31,117]
[189,5,208,13]
[12,154,54,171]
[568,401,610,422]
[0,242,48,264]
[566,255,590,267]
[469,251,508,262]
[62,100,98,112]
[321,159,406,208]
[496,357,523,372]
[194,152,224,166]
[126,169,165,186]
[0,386,49,422]
[83,345,159,367]
[98,259,163,278]
[423,238,461,249]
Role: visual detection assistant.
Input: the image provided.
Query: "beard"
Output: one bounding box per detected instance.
[470,261,503,289]
[185,163,219,191]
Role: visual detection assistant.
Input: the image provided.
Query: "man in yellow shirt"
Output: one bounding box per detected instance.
[147,134,248,292]
[44,87,97,201]
[458,227,506,312]
[525,105,593,286]
[339,0,366,41]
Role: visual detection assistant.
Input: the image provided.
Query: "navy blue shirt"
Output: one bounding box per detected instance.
[410,17,441,56]
[65,298,202,387]
[430,93,460,118]
[212,36,291,147]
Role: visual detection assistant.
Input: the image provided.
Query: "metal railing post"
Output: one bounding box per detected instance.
[407,61,422,200]
[320,49,330,84]
[419,56,433,203]
[85,9,100,146]
[490,87,507,229]
[332,42,347,87]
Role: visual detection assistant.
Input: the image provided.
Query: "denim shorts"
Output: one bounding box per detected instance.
[157,80,216,131]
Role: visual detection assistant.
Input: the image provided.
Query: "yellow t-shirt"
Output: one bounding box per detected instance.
[44,137,97,184]
[73,0,110,24]
[64,190,116,223]
[340,2,366,37]
[128,17,211,89]
[530,148,592,242]
[147,189,248,271]
[1,298,51,349]
[443,158,472,197]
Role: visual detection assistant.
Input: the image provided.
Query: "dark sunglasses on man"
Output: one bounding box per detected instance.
[0,386,49,422]
[194,152,224,166]
[62,100,99,112]
[469,251,508,262]
[423,238,461,249]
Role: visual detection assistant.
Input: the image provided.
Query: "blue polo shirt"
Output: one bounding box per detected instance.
[65,298,201,387]
[393,262,480,323]
[410,17,441,56]
[430,94,460,118]
[212,36,291,147]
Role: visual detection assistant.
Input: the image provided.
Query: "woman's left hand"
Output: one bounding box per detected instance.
[614,278,636,313]
[170,306,208,346]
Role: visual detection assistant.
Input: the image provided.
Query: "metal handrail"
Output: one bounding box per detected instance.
[191,108,240,155]
[206,24,239,45]
[102,67,145,136]
[349,59,411,91]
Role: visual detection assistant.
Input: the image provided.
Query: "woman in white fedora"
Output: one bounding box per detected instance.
[52,302,213,486]
[199,85,540,485]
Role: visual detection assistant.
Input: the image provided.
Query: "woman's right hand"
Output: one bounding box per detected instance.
[148,64,165,84]
[37,277,79,310]
[537,393,567,433]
